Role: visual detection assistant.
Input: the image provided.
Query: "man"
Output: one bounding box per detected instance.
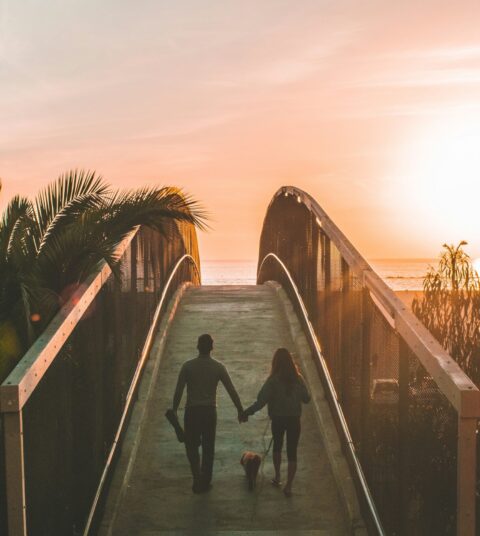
[172,333,244,493]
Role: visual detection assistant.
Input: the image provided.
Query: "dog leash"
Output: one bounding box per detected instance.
[261,418,273,459]
[256,418,273,494]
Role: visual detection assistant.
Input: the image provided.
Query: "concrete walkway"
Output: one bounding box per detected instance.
[100,285,350,535]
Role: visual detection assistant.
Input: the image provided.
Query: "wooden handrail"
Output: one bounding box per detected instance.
[0,229,137,413]
[275,186,480,417]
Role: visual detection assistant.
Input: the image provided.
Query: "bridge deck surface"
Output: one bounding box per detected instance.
[100,285,349,535]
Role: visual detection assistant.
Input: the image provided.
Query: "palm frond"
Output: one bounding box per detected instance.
[1,173,207,373]
[102,186,209,233]
[35,220,118,292]
[37,192,105,256]
[32,169,109,244]
[0,196,34,258]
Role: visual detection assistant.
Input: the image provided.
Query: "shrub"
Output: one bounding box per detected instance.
[412,241,480,384]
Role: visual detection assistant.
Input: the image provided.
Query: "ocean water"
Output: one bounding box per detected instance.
[370,259,434,291]
[202,261,257,286]
[202,259,435,290]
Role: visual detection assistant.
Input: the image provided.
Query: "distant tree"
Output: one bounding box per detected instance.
[412,241,480,384]
[0,170,206,381]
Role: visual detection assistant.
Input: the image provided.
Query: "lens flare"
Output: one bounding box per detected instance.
[0,322,22,379]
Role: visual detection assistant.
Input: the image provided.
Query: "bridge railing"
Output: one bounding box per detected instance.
[0,221,200,536]
[258,186,480,536]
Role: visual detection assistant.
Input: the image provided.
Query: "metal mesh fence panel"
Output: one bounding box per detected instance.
[362,293,400,534]
[340,267,364,446]
[399,346,457,535]
[326,241,343,393]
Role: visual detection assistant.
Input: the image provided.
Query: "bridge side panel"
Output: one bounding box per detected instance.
[258,190,465,536]
[2,223,200,536]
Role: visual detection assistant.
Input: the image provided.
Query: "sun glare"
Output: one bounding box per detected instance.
[396,112,480,247]
[473,258,480,276]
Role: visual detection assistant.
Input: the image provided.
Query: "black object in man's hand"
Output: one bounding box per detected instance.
[165,409,185,442]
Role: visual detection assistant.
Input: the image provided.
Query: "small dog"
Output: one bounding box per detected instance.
[240,451,262,490]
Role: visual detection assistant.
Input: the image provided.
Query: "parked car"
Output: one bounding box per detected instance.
[370,379,399,406]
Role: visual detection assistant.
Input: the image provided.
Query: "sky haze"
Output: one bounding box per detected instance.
[2,1,480,260]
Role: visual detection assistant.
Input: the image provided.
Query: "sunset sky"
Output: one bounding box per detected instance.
[1,1,480,261]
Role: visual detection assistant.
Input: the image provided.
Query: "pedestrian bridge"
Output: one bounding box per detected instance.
[100,285,354,535]
[1,187,479,536]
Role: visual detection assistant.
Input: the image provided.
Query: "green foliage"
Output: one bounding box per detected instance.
[0,170,206,381]
[412,241,480,384]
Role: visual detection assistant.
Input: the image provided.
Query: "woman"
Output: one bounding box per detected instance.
[243,348,311,497]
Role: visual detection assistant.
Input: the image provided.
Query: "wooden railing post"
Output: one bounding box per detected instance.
[4,410,27,535]
[398,339,410,536]
[323,233,331,370]
[340,259,350,403]
[360,288,371,464]
[457,416,477,535]
[130,234,137,294]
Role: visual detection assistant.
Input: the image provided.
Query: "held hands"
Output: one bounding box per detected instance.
[238,409,249,423]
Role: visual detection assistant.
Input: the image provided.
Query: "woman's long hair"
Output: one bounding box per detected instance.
[270,348,300,392]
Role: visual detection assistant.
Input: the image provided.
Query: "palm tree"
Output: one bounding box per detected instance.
[0,170,206,380]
